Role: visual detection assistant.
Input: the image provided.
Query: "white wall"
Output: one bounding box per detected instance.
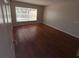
[44,0,79,38]
[0,0,15,57]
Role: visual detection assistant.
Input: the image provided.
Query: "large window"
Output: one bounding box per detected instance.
[15,7,37,22]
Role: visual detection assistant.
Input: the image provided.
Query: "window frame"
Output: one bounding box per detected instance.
[15,6,38,22]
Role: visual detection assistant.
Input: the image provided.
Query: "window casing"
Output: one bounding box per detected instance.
[15,7,37,22]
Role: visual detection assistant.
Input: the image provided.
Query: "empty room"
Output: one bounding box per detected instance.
[0,0,79,58]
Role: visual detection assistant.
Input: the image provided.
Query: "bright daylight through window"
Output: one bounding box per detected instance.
[15,7,37,22]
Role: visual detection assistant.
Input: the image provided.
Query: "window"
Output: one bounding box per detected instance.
[15,7,37,22]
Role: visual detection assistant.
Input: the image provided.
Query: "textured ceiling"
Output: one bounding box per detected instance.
[15,0,78,6]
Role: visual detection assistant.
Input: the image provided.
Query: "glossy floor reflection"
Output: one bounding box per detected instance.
[13,24,79,58]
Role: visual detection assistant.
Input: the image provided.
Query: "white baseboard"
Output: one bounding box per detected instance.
[44,23,79,39]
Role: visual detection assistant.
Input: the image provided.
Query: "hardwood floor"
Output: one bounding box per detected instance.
[13,24,79,58]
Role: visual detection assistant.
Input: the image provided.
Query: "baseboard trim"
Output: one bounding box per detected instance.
[44,23,79,40]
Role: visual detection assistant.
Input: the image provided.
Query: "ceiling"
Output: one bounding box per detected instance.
[15,0,54,6]
[15,0,78,6]
[15,0,66,6]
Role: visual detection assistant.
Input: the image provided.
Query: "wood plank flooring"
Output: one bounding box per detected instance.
[13,24,79,58]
